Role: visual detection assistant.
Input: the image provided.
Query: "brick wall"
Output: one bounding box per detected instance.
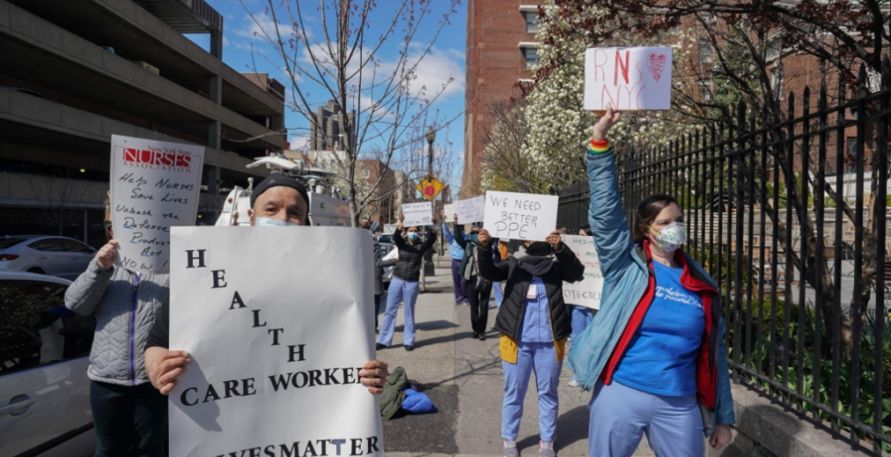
[461,0,542,197]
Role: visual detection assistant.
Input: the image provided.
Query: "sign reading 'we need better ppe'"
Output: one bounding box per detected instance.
[169,227,382,457]
[483,191,558,241]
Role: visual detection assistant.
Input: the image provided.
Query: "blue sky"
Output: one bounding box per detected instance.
[189,0,467,192]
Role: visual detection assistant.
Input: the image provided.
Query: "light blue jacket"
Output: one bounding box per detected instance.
[442,223,466,261]
[567,149,735,432]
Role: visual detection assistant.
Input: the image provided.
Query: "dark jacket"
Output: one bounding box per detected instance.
[392,227,437,281]
[478,243,585,341]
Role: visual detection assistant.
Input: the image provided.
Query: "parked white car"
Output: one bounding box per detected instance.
[0,272,95,457]
[0,236,96,280]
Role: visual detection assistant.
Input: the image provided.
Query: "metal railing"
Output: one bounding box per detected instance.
[559,59,890,454]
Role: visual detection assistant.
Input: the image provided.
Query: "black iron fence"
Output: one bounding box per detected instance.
[559,60,890,454]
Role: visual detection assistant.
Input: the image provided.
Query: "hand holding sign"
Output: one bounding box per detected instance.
[545,231,563,251]
[95,239,121,270]
[592,107,621,141]
[583,46,673,111]
[483,191,559,241]
[477,228,491,247]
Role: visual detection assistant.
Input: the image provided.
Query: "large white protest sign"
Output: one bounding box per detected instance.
[443,203,457,220]
[561,235,604,309]
[110,134,205,273]
[583,47,673,111]
[169,227,382,457]
[483,191,558,241]
[456,196,485,224]
[402,202,433,227]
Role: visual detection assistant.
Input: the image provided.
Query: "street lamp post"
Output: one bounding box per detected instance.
[425,126,435,178]
[421,126,436,292]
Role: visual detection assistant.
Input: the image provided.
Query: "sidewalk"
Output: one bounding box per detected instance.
[378,257,658,457]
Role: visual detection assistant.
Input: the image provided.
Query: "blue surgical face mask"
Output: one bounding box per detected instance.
[256,217,297,227]
[469,233,479,243]
[407,232,419,241]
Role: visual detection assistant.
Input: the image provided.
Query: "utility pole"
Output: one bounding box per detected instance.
[420,126,436,292]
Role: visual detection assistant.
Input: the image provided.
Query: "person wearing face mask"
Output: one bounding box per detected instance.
[568,108,735,457]
[375,217,438,351]
[460,224,492,340]
[475,226,585,457]
[64,194,169,457]
[144,174,389,399]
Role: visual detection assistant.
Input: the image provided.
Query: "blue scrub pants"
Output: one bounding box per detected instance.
[501,342,561,442]
[587,381,704,457]
[377,277,419,347]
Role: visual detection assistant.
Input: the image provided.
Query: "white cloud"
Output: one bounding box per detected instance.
[288,135,309,150]
[403,48,464,100]
[298,45,465,102]
[235,14,311,43]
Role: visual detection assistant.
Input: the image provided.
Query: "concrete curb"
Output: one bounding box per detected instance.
[727,384,881,457]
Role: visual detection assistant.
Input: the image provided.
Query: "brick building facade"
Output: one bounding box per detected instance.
[461,0,543,197]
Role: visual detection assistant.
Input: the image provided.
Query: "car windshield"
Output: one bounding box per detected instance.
[378,235,392,244]
[0,237,26,249]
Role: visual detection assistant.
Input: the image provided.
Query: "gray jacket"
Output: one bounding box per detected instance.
[65,258,169,386]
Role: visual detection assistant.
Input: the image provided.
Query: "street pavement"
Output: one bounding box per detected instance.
[378,256,659,457]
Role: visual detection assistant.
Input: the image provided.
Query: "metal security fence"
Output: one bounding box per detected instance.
[560,60,890,454]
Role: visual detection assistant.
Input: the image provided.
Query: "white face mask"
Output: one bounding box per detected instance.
[652,222,686,253]
[255,217,297,227]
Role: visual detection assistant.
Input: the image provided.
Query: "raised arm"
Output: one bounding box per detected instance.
[419,226,438,253]
[441,221,455,244]
[476,229,508,281]
[586,108,633,277]
[453,223,468,249]
[554,244,585,283]
[65,240,119,315]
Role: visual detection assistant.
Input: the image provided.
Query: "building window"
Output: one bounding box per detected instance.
[363,168,370,179]
[520,46,539,69]
[770,69,783,101]
[765,35,783,63]
[523,11,539,34]
[698,38,713,66]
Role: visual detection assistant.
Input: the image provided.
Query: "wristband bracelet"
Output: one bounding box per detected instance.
[587,138,610,154]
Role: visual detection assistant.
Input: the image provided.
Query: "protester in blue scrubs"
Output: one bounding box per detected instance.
[569,109,734,457]
[477,228,584,457]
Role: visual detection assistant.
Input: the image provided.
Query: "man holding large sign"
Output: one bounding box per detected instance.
[144,175,388,456]
[583,47,672,111]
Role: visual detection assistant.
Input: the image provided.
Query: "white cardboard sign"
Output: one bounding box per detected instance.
[443,203,457,221]
[483,191,558,241]
[110,134,205,273]
[456,196,485,224]
[169,226,382,457]
[560,235,604,309]
[402,202,433,227]
[583,47,673,111]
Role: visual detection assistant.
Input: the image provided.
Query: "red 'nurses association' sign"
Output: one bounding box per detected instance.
[583,46,673,111]
[110,134,205,273]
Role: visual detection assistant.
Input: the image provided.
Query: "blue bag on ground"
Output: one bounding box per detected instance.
[400,387,437,414]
